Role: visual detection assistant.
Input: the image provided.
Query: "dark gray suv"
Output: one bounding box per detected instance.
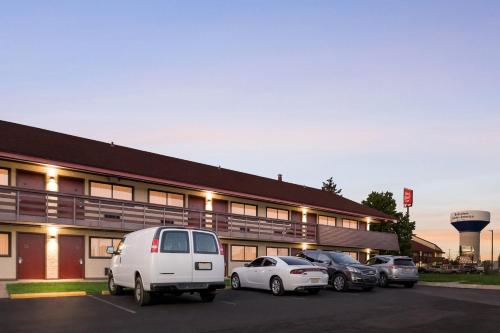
[297,250,378,292]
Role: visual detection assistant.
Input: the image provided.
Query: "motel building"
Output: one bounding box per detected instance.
[0,121,399,281]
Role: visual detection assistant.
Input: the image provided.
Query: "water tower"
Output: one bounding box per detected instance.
[450,210,490,263]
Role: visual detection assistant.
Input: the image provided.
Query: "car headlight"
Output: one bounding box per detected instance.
[346,266,361,273]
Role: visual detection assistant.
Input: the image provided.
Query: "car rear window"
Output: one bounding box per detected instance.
[193,232,218,254]
[394,259,415,266]
[160,231,189,253]
[279,257,311,266]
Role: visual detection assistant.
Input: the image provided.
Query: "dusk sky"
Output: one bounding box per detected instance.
[1,1,499,259]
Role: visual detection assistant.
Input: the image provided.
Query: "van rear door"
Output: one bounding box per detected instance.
[192,231,224,283]
[155,230,193,283]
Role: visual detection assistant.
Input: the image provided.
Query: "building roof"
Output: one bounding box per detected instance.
[0,120,395,220]
[411,235,444,253]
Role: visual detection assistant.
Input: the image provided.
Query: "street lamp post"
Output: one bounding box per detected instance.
[490,230,494,267]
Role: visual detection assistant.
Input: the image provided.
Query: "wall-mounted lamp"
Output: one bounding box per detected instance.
[47,176,58,192]
[301,208,308,223]
[301,243,308,250]
[205,191,213,211]
[48,225,58,239]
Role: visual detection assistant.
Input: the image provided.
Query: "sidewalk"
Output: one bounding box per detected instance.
[419,281,500,291]
[0,282,8,299]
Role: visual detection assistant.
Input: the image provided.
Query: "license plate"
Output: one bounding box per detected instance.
[196,262,212,270]
[404,268,412,273]
[310,278,320,283]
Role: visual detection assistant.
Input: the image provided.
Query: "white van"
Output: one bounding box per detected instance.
[106,227,225,305]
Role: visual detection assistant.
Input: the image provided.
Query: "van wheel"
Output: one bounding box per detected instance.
[134,276,151,306]
[231,273,241,290]
[333,274,348,292]
[379,273,389,288]
[108,273,123,295]
[270,277,285,296]
[200,290,216,302]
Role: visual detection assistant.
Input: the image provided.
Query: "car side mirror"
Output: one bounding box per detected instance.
[106,246,116,255]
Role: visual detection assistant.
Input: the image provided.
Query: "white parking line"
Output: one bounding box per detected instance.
[219,300,237,306]
[87,295,136,314]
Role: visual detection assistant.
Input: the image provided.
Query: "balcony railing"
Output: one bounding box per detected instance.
[0,185,315,243]
[317,225,400,251]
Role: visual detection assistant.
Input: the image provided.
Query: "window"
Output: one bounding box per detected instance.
[266,247,289,256]
[342,219,358,229]
[89,237,122,258]
[90,182,133,201]
[344,251,358,260]
[263,258,276,267]
[0,232,11,257]
[248,257,265,267]
[0,169,9,186]
[231,203,257,216]
[319,215,336,226]
[149,190,184,207]
[193,232,218,254]
[318,253,332,264]
[266,208,289,220]
[231,245,257,261]
[160,231,189,253]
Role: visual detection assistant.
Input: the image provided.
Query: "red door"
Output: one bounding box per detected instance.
[213,199,229,233]
[306,213,317,239]
[59,235,84,279]
[17,170,46,217]
[222,243,228,277]
[188,195,205,227]
[17,233,45,279]
[58,176,85,220]
[291,211,302,237]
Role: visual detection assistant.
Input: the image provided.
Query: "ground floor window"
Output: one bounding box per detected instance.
[0,232,11,257]
[344,251,358,260]
[231,245,257,261]
[266,247,289,256]
[342,219,358,229]
[90,237,123,258]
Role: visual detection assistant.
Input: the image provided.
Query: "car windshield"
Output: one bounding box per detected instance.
[328,252,360,265]
[279,257,311,266]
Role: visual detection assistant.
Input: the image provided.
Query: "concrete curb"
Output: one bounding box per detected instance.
[10,291,87,299]
[419,281,500,290]
[101,290,110,295]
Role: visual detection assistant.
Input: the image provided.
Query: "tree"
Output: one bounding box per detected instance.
[361,191,415,256]
[322,177,342,195]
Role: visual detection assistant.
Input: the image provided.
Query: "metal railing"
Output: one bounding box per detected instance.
[0,185,316,243]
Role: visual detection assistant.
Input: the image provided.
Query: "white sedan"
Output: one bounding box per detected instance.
[230,256,329,295]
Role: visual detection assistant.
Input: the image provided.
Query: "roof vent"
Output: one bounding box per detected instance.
[278,174,283,181]
[110,141,115,147]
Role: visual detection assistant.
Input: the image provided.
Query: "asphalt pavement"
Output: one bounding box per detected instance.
[1,285,499,333]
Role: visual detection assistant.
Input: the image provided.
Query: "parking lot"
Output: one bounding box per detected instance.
[1,286,500,333]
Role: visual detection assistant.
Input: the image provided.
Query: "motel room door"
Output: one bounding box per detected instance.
[17,233,46,279]
[59,235,84,279]
[17,170,46,218]
[213,199,229,233]
[188,195,205,228]
[58,176,85,221]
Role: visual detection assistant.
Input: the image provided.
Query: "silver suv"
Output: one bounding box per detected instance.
[366,255,418,288]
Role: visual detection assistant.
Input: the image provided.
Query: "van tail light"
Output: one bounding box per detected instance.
[151,238,159,253]
[219,243,225,256]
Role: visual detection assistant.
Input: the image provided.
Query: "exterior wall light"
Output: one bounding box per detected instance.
[205,191,213,211]
[48,225,58,238]
[47,176,58,192]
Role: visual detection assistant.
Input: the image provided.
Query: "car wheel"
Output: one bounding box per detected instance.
[404,282,415,288]
[200,290,216,302]
[333,274,348,292]
[362,287,373,292]
[379,273,389,288]
[134,275,151,306]
[231,273,241,290]
[108,273,123,295]
[307,288,320,295]
[270,277,285,296]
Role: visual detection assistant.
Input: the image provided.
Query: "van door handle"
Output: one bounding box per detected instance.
[18,257,23,264]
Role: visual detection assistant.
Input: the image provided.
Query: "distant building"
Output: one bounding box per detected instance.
[411,235,444,267]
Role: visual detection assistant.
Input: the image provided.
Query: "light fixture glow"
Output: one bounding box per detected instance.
[47,176,58,192]
[301,243,308,250]
[47,167,57,178]
[205,191,213,211]
[48,225,58,238]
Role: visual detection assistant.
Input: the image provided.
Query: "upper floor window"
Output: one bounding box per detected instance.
[0,168,8,186]
[342,219,358,229]
[149,190,184,208]
[90,182,133,201]
[266,208,289,220]
[231,202,257,216]
[318,215,336,226]
[344,251,358,260]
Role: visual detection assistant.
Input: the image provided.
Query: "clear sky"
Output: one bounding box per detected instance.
[1,1,499,259]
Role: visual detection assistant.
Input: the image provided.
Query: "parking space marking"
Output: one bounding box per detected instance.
[219,300,237,306]
[87,295,136,314]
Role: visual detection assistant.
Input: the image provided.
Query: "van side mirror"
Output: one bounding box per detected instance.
[106,246,116,255]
